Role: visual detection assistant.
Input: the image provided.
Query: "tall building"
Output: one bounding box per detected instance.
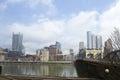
[87,31,102,50]
[56,41,61,51]
[40,48,49,62]
[96,35,102,50]
[86,31,102,59]
[12,32,24,55]
[70,49,74,55]
[92,34,97,49]
[103,38,113,57]
[79,42,84,50]
[49,41,62,61]
[78,42,85,59]
[87,31,92,49]
[49,45,57,60]
[69,49,74,61]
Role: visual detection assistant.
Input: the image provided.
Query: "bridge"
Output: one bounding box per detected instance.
[74,50,120,80]
[103,50,120,64]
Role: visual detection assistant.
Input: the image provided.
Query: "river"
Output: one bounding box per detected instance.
[1,63,78,77]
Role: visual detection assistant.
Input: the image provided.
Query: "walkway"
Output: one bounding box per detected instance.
[0,75,100,80]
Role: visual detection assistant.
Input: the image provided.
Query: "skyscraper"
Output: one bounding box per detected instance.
[87,31,102,50]
[96,35,102,50]
[86,31,102,59]
[92,34,97,49]
[87,31,92,49]
[12,33,24,55]
[79,42,84,50]
[56,41,61,51]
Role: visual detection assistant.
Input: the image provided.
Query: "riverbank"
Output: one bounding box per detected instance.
[0,75,100,80]
[0,61,73,64]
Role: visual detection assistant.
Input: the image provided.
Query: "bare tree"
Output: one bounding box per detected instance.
[110,27,120,50]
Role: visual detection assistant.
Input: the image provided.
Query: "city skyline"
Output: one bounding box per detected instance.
[0,0,120,54]
[3,31,102,55]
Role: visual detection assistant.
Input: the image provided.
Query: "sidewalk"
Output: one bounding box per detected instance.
[0,75,100,80]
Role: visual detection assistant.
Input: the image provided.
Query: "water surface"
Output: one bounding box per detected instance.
[1,63,77,77]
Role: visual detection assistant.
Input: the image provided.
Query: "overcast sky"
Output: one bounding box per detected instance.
[0,0,120,54]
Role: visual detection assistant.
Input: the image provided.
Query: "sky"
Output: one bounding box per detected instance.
[0,0,120,54]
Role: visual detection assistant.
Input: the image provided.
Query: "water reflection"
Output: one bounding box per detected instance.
[1,63,77,77]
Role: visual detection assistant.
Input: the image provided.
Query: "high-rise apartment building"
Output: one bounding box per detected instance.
[92,34,97,49]
[96,35,102,50]
[87,31,92,49]
[87,31,102,50]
